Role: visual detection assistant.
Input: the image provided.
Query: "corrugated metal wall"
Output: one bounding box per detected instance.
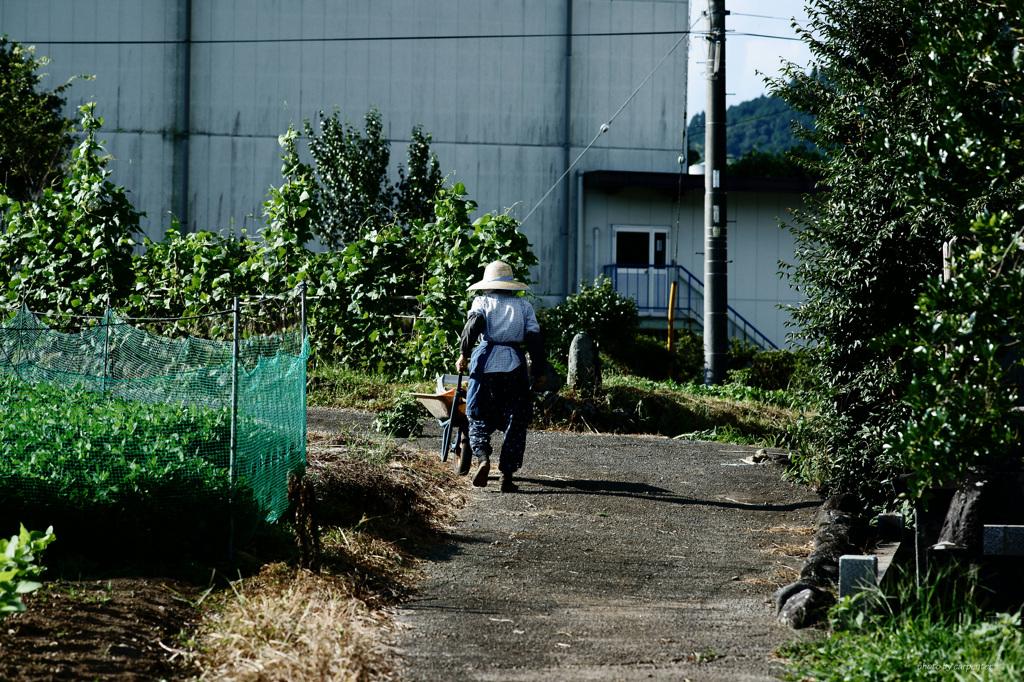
[2,0,691,301]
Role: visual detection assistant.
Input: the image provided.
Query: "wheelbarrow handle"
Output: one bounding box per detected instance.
[441,371,465,463]
[453,371,464,406]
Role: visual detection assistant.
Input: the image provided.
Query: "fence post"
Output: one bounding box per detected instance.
[228,296,240,561]
[102,295,111,395]
[300,280,307,341]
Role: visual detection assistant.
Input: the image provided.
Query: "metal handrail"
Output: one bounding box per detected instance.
[601,263,778,350]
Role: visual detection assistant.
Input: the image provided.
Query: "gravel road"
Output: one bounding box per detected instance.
[352,412,826,682]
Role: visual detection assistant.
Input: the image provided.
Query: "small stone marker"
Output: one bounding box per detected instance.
[983,525,1024,556]
[567,332,599,394]
[838,554,877,598]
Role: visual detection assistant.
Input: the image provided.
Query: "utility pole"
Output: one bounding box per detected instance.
[703,0,728,385]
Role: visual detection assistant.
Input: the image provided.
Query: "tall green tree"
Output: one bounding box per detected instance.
[770,0,950,500]
[305,109,444,249]
[880,0,1024,499]
[395,124,444,226]
[306,108,394,250]
[774,0,1024,502]
[0,37,81,202]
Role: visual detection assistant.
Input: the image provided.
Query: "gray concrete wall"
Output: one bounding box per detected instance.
[2,0,692,302]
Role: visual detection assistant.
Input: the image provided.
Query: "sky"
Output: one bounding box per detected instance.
[686,0,813,117]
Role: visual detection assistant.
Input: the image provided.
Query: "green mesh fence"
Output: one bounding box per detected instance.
[0,304,308,558]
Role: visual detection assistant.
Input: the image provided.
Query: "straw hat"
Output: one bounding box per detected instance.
[468,261,530,291]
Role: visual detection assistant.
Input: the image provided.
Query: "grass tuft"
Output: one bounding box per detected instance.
[780,568,1024,681]
[307,365,429,412]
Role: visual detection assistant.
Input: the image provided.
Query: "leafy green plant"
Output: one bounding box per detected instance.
[0,37,84,202]
[0,103,141,322]
[0,376,279,559]
[882,212,1024,498]
[373,394,426,439]
[537,276,640,366]
[781,569,1024,681]
[0,524,56,617]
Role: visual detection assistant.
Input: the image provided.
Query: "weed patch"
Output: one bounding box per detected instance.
[780,571,1024,681]
[536,373,800,446]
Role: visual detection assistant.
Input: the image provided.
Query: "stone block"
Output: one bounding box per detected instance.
[876,513,904,543]
[983,525,1024,556]
[839,554,877,598]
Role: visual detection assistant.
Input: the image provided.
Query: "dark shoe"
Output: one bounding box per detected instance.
[472,458,490,487]
[500,472,518,493]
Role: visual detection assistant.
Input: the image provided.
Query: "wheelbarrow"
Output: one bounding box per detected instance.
[411,373,473,474]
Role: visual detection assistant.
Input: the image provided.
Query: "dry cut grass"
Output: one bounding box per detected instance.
[197,568,392,681]
[767,540,814,558]
[192,429,467,681]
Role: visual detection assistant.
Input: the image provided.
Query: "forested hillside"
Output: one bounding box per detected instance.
[687,94,815,161]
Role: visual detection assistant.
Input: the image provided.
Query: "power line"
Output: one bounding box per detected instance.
[519,14,702,228]
[729,31,804,42]
[20,28,805,47]
[730,12,803,21]
[16,29,699,46]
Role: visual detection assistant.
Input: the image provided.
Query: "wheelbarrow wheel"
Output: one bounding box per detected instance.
[456,427,472,475]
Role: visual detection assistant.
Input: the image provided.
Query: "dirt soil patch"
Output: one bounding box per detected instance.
[0,578,199,681]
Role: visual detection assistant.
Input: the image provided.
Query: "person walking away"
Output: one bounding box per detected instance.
[456,261,545,493]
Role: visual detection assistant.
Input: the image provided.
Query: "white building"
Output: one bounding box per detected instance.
[2,0,805,348]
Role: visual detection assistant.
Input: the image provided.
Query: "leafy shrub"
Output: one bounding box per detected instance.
[883,212,1024,498]
[0,104,141,322]
[374,394,426,438]
[728,348,811,392]
[603,331,704,383]
[674,331,706,381]
[0,525,55,618]
[537,277,640,367]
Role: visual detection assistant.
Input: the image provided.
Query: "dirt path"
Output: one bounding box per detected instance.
[379,419,822,681]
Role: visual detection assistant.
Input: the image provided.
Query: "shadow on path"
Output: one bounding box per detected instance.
[515,476,823,513]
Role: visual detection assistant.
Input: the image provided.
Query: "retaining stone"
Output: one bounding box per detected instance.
[776,586,835,629]
[983,525,1024,557]
[838,554,878,598]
